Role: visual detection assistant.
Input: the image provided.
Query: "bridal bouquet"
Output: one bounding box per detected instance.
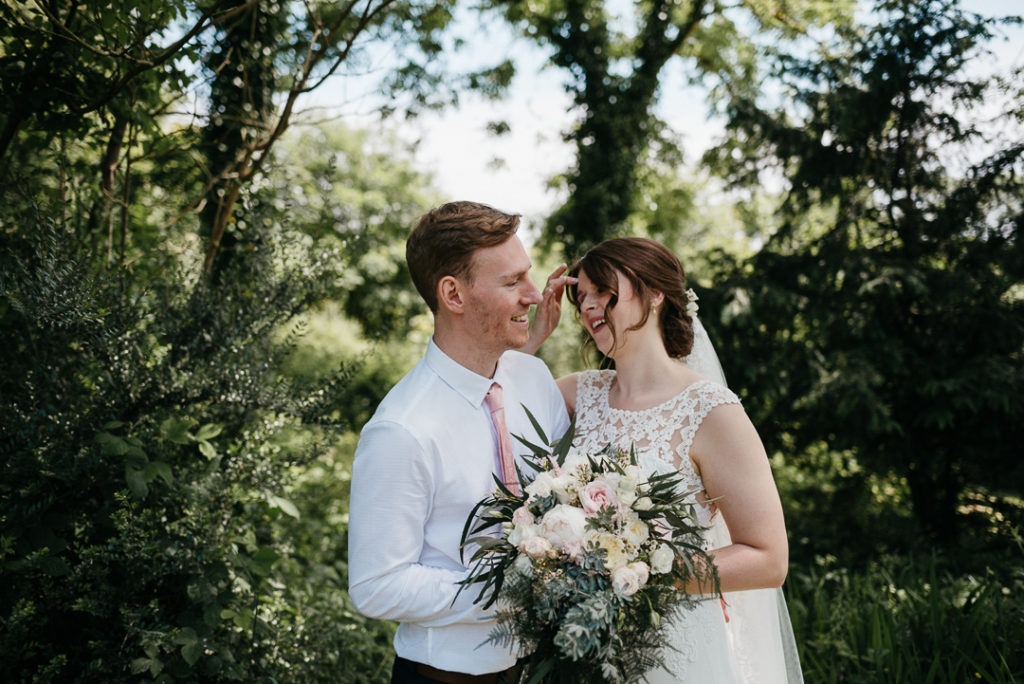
[459,413,719,684]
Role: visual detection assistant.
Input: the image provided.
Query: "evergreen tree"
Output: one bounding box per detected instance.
[706,0,1024,544]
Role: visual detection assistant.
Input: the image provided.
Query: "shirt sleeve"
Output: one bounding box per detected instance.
[536,357,571,442]
[347,420,491,627]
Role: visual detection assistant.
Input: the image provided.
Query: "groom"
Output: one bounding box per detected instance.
[347,201,573,683]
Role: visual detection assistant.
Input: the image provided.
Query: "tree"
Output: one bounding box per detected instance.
[0,0,456,273]
[481,0,854,256]
[0,2,460,679]
[706,0,1024,544]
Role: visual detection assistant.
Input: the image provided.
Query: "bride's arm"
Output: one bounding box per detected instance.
[686,404,789,593]
[519,264,576,355]
[556,373,579,420]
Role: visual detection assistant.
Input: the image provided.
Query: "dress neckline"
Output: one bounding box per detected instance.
[598,369,714,416]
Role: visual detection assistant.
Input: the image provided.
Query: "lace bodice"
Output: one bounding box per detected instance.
[573,369,740,528]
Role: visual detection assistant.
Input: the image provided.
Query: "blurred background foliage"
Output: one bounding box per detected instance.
[1,0,1021,681]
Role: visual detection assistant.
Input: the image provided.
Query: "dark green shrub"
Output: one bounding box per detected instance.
[0,212,392,682]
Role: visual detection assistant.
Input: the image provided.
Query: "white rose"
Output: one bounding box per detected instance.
[621,518,650,547]
[507,522,538,548]
[540,504,588,558]
[525,471,555,499]
[617,486,638,507]
[650,543,675,575]
[624,464,646,485]
[561,452,591,473]
[550,473,576,503]
[611,565,641,597]
[634,496,654,511]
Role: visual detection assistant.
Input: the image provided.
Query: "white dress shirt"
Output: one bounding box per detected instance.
[348,339,570,675]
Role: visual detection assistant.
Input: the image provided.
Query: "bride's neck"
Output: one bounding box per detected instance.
[608,341,686,406]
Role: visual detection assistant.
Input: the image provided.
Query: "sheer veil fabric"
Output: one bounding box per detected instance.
[683,316,804,684]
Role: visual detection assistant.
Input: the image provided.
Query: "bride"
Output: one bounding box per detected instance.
[527,237,803,683]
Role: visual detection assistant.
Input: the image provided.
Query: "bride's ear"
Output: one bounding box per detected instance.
[650,290,665,309]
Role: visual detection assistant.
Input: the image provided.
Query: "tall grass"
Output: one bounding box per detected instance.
[786,554,1024,683]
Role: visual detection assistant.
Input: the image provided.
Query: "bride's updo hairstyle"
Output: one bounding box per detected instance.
[567,237,695,359]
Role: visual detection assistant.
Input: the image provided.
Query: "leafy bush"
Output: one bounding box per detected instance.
[0,212,393,682]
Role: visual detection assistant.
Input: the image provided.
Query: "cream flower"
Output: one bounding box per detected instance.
[587,529,629,571]
[621,517,650,547]
[685,288,699,317]
[508,522,538,549]
[634,496,654,511]
[650,543,675,575]
[525,471,555,499]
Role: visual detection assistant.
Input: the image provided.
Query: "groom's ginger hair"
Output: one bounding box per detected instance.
[406,201,521,313]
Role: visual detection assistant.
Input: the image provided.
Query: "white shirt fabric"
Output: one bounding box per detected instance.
[348,339,570,675]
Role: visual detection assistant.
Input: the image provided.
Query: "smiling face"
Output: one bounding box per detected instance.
[459,235,541,357]
[574,268,650,358]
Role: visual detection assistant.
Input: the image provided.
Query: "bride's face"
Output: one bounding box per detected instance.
[575,269,648,357]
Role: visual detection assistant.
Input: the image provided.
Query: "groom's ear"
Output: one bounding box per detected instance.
[438,275,465,314]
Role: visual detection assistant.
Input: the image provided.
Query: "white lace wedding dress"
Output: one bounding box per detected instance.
[572,367,802,683]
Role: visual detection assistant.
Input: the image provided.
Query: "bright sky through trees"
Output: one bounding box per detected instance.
[304,0,1022,230]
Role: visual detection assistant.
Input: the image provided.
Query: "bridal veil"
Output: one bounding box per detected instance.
[684,316,804,684]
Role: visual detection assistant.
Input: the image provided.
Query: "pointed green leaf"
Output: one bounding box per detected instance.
[125,465,148,498]
[268,495,300,519]
[194,423,222,441]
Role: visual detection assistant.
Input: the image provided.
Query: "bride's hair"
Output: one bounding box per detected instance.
[567,237,694,359]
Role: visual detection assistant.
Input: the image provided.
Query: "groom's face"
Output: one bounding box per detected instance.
[459,236,541,355]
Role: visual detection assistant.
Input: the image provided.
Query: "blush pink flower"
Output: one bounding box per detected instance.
[611,565,642,597]
[521,535,554,560]
[579,479,618,515]
[511,506,535,526]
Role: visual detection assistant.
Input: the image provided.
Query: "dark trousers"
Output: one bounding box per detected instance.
[391,656,445,684]
[391,656,519,684]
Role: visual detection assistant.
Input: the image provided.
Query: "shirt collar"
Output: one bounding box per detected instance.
[425,338,509,407]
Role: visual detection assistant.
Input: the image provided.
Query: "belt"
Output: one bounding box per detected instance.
[396,657,519,684]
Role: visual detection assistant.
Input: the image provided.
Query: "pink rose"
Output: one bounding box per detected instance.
[521,535,554,559]
[611,565,642,597]
[579,480,619,515]
[511,506,535,526]
[629,561,650,586]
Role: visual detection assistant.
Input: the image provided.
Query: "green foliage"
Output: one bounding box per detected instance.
[264,124,442,341]
[705,0,1024,543]
[786,554,1024,682]
[0,211,392,681]
[483,0,854,256]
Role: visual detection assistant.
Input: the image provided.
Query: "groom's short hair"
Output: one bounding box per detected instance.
[406,201,521,312]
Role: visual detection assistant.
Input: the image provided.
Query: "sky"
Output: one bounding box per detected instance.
[313,1,1024,233]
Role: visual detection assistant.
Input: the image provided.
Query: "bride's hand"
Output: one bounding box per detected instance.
[520,264,576,355]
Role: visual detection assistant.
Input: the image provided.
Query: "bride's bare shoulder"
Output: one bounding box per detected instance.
[556,373,581,417]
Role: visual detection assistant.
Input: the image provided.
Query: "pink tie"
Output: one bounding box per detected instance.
[485,382,520,496]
